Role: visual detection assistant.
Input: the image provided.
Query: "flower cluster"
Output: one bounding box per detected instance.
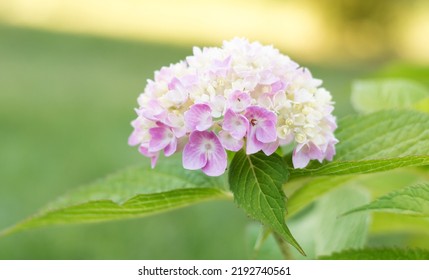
[129,38,338,176]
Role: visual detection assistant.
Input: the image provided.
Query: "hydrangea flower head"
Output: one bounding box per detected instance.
[129,38,338,176]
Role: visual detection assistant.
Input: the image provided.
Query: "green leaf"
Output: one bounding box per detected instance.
[371,212,429,234]
[287,168,427,218]
[343,183,429,217]
[313,186,370,256]
[0,155,230,237]
[319,248,429,260]
[351,79,429,114]
[284,185,370,259]
[287,176,354,217]
[374,63,429,87]
[290,110,429,178]
[228,150,305,255]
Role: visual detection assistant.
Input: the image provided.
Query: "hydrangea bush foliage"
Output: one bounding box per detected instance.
[2,40,429,259]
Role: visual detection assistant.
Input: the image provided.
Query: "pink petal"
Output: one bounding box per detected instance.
[325,115,338,130]
[184,104,213,131]
[202,134,227,176]
[128,130,141,146]
[292,147,310,169]
[255,120,277,143]
[141,99,166,121]
[172,126,186,138]
[148,126,173,152]
[182,132,208,170]
[262,140,280,156]
[244,106,277,124]
[211,56,231,77]
[227,91,251,112]
[219,130,243,151]
[168,77,181,90]
[222,109,249,140]
[164,137,177,157]
[324,139,338,161]
[181,74,198,87]
[129,117,156,146]
[271,80,286,93]
[307,143,324,162]
[150,156,159,169]
[183,131,227,176]
[246,128,264,154]
[165,113,186,138]
[213,56,232,69]
[292,142,325,168]
[259,70,277,84]
[245,106,278,144]
[139,146,159,168]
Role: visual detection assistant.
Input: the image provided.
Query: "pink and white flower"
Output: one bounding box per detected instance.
[129,38,338,176]
[148,123,177,157]
[218,130,243,151]
[183,131,227,176]
[184,104,213,132]
[244,106,278,155]
[227,91,251,112]
[222,109,249,140]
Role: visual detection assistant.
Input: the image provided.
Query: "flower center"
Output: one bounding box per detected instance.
[250,118,258,126]
[205,142,214,151]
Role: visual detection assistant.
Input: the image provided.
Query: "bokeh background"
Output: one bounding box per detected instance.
[1,0,428,259]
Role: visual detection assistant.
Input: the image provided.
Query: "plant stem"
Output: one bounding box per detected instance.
[273,232,294,260]
[252,227,272,259]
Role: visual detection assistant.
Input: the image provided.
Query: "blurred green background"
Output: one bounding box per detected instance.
[0,0,428,259]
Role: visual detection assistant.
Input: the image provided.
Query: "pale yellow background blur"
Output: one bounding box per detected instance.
[1,0,428,64]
